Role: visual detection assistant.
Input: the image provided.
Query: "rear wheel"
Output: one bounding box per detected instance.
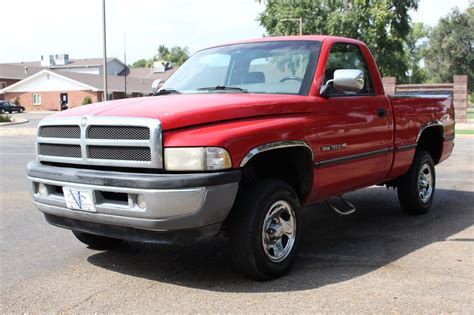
[229,179,302,280]
[72,230,123,250]
[397,150,435,215]
[19,108,24,113]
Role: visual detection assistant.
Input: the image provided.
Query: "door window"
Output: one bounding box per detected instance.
[324,43,374,96]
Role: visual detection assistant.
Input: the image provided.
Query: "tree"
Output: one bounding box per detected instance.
[153,45,189,66]
[130,45,190,68]
[258,0,419,79]
[401,22,429,84]
[424,5,473,91]
[131,59,148,68]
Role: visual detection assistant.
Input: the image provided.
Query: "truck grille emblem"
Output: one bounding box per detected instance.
[81,117,87,128]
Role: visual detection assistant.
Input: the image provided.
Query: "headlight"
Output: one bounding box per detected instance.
[164,147,232,171]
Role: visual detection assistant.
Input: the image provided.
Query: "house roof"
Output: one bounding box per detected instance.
[6,57,124,69]
[126,67,177,81]
[0,69,154,94]
[0,63,45,80]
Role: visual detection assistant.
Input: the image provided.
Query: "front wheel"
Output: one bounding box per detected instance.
[397,150,436,215]
[229,179,302,280]
[72,230,123,250]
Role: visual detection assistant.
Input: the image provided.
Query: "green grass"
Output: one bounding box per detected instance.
[467,112,474,119]
[456,129,474,135]
[0,114,12,123]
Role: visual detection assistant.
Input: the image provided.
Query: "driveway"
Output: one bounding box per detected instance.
[0,135,473,313]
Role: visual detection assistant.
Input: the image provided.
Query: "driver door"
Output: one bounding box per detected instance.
[312,43,393,198]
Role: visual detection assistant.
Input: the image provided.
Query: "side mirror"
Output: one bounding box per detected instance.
[151,79,164,94]
[320,69,365,97]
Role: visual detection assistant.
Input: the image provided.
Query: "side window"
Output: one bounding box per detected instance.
[324,43,374,96]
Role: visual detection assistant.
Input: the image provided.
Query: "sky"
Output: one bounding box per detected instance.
[0,0,470,65]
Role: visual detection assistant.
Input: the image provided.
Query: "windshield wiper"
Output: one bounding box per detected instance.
[154,88,180,96]
[197,86,248,93]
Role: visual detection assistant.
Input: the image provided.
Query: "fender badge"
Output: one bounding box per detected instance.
[321,143,347,152]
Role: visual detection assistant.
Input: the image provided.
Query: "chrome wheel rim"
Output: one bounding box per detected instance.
[418,163,433,203]
[261,200,296,263]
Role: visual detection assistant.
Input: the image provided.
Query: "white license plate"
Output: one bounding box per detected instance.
[63,187,96,212]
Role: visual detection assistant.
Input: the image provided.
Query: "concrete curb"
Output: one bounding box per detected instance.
[0,118,29,126]
[0,128,36,136]
[456,123,474,131]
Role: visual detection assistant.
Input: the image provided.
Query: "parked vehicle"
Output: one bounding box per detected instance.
[27,36,455,279]
[0,100,25,113]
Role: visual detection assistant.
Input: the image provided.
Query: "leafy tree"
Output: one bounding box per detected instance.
[401,22,429,84]
[153,45,189,66]
[130,45,189,68]
[258,0,419,79]
[424,5,473,91]
[131,59,148,68]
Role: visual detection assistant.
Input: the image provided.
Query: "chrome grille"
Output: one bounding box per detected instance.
[88,146,151,161]
[39,144,82,158]
[36,116,162,169]
[40,126,81,138]
[88,126,150,140]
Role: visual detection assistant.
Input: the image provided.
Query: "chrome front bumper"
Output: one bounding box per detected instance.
[27,161,240,233]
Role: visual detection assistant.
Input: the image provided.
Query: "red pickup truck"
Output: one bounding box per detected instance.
[27,35,454,279]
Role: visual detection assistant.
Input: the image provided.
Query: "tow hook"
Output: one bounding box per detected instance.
[325,195,356,216]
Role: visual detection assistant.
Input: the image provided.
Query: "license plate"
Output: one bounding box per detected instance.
[63,187,96,212]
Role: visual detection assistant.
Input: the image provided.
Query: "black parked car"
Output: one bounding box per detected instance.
[0,101,25,113]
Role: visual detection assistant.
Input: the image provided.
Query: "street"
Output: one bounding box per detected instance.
[0,118,473,313]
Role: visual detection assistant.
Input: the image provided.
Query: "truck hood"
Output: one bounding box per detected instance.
[49,94,314,130]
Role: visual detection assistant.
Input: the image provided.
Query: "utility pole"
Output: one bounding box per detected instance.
[299,17,303,36]
[124,33,127,97]
[281,17,303,35]
[102,0,108,101]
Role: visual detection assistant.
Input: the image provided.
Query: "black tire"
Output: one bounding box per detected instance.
[72,230,123,250]
[397,150,435,215]
[19,108,24,113]
[229,179,302,280]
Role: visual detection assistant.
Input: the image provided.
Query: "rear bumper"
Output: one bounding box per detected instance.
[27,161,240,239]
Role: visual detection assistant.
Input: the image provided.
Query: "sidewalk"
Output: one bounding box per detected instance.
[456,122,474,131]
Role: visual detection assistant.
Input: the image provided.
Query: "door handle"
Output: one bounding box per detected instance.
[377,108,386,118]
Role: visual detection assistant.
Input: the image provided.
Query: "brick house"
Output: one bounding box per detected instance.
[0,69,155,111]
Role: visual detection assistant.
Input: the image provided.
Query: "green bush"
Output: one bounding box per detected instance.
[0,114,12,122]
[81,96,93,105]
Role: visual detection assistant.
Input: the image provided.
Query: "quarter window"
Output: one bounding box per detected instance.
[33,94,41,105]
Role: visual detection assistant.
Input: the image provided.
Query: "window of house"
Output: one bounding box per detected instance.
[33,94,41,105]
[0,82,6,89]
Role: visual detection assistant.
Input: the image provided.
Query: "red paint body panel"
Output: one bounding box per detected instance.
[49,35,455,204]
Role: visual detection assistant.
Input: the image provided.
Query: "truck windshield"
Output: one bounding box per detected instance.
[160,40,321,96]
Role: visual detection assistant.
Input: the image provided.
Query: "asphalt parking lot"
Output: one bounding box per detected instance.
[0,117,473,313]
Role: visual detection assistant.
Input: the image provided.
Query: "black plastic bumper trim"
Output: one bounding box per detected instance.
[27,161,241,189]
[45,214,222,245]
